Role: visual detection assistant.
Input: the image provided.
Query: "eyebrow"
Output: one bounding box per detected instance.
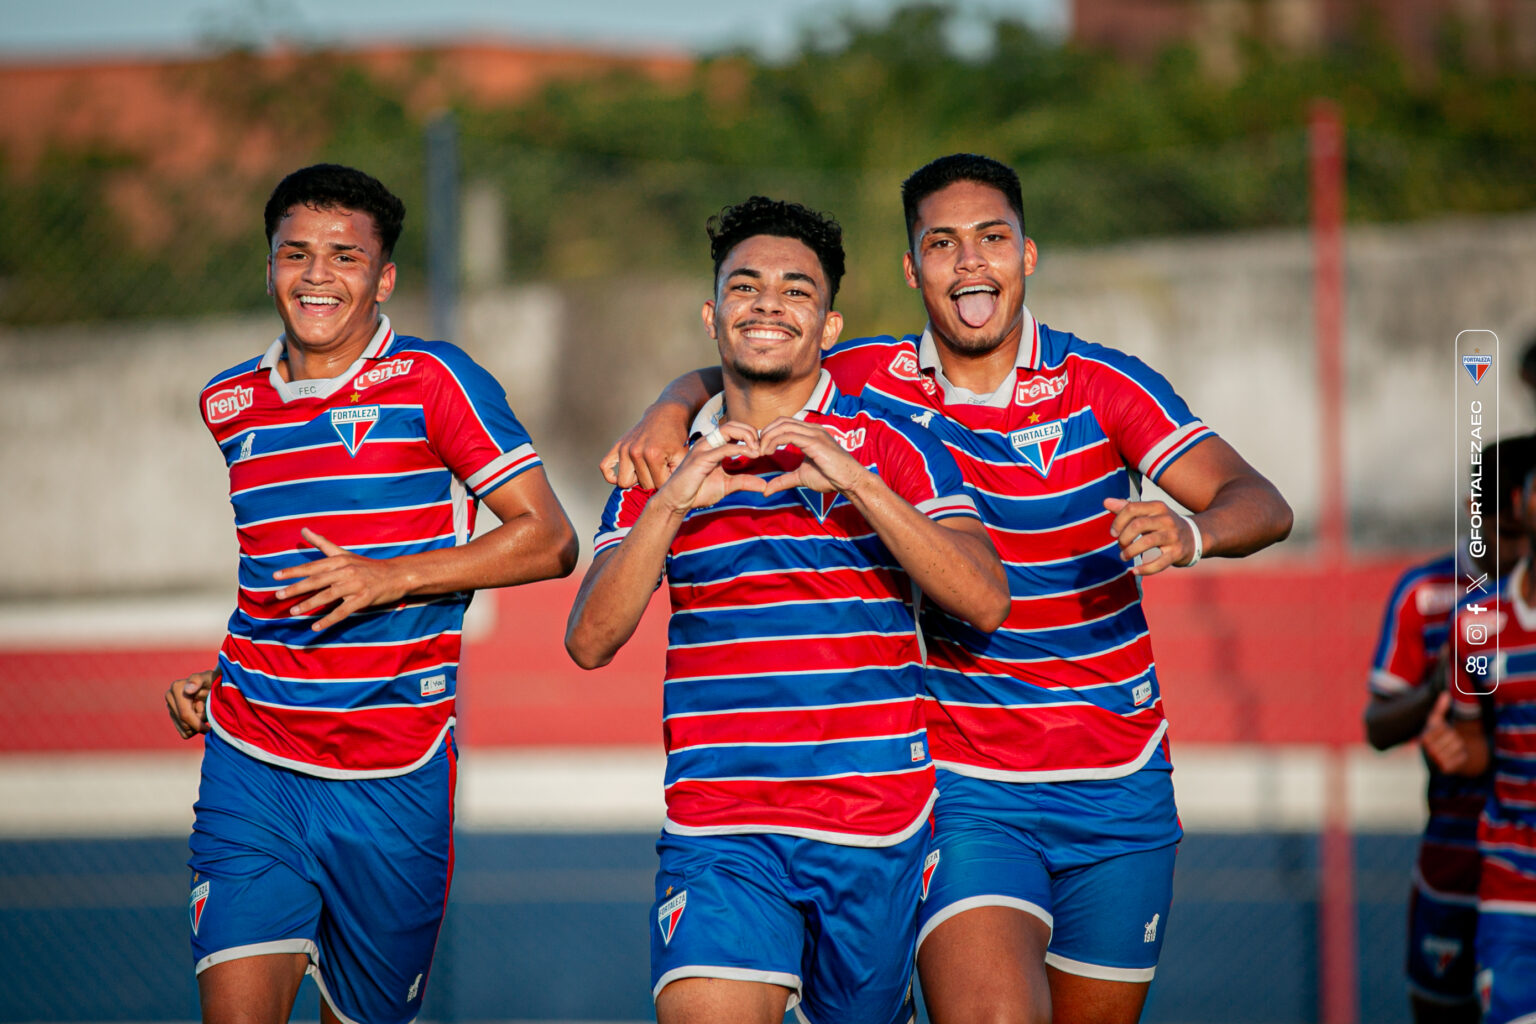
[725,267,819,287]
[275,239,366,252]
[921,218,1013,240]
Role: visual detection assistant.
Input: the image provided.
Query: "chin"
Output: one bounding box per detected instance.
[940,326,1010,356]
[730,360,795,384]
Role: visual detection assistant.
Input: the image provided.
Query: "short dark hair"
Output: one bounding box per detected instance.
[263,164,406,258]
[901,153,1025,248]
[706,196,846,306]
[1492,433,1536,512]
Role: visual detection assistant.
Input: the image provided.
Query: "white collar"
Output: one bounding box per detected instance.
[689,369,838,439]
[915,304,1041,407]
[259,315,395,404]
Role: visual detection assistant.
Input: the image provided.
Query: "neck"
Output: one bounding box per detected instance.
[931,330,1021,395]
[720,370,821,431]
[278,316,381,383]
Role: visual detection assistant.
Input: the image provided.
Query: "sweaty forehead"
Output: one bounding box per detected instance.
[273,203,382,249]
[719,234,826,287]
[914,181,1018,233]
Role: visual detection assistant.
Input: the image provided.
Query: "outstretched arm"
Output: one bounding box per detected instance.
[600,368,723,489]
[1106,437,1293,576]
[758,419,1009,632]
[273,467,579,632]
[567,422,767,668]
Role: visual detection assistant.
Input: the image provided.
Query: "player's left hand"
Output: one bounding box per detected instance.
[164,668,216,739]
[759,419,870,497]
[273,528,411,631]
[1104,497,1199,576]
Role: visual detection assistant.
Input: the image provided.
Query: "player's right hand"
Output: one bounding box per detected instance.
[654,421,766,512]
[601,400,693,490]
[1420,691,1466,773]
[164,669,217,739]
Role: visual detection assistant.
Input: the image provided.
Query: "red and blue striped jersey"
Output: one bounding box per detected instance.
[1372,552,1484,898]
[1452,560,1536,909]
[199,317,542,779]
[820,310,1213,781]
[593,371,980,846]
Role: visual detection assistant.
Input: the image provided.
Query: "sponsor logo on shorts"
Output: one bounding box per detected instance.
[658,890,687,946]
[420,673,447,697]
[1422,935,1462,978]
[1132,681,1153,706]
[330,405,381,457]
[189,880,210,935]
[1015,372,1068,406]
[889,352,922,381]
[921,850,940,901]
[1477,967,1493,1013]
[205,385,254,424]
[354,358,414,391]
[1009,421,1064,477]
[1144,913,1160,943]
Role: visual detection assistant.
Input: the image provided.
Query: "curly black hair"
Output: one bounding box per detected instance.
[707,196,846,306]
[901,154,1025,248]
[263,164,406,258]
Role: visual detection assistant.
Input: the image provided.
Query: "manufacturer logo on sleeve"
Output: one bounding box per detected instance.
[1008,420,1064,476]
[657,890,687,945]
[189,880,210,935]
[330,405,381,457]
[921,850,940,901]
[206,385,254,424]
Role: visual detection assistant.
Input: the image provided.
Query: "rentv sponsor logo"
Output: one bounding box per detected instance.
[888,352,922,381]
[353,358,414,390]
[206,385,255,424]
[823,426,867,453]
[1015,372,1067,406]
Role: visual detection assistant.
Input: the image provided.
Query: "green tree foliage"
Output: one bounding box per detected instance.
[2,2,1533,325]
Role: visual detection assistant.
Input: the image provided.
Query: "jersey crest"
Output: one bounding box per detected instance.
[1009,420,1065,476]
[330,405,381,456]
[657,890,686,945]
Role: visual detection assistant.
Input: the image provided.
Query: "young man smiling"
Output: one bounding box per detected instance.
[567,195,1007,1024]
[164,164,577,1024]
[603,155,1293,1024]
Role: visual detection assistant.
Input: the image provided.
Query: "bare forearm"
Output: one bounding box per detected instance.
[660,367,723,412]
[388,510,577,597]
[1364,686,1440,750]
[564,502,685,669]
[1190,476,1293,559]
[843,475,1009,631]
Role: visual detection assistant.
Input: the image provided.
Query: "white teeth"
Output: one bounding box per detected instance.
[955,285,996,296]
[299,296,340,307]
[743,329,788,339]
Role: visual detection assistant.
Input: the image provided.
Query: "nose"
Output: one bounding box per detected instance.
[752,289,785,316]
[302,255,334,283]
[955,236,987,272]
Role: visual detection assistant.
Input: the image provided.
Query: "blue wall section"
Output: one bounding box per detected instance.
[0,832,1420,1023]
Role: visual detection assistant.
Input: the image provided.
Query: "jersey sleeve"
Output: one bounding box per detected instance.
[416,344,542,499]
[822,336,906,398]
[1369,572,1435,696]
[593,485,655,557]
[862,411,979,522]
[1076,344,1214,483]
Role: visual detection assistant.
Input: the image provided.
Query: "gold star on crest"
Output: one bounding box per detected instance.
[1028,411,1041,424]
[349,392,361,403]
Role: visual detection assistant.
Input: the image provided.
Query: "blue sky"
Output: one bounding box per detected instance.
[1,0,1067,59]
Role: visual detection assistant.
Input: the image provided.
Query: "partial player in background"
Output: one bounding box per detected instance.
[599,154,1293,1024]
[566,196,1008,1024]
[163,164,577,1024]
[1427,457,1536,1024]
[1364,434,1536,1023]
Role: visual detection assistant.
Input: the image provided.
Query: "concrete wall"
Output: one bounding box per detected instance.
[3,211,1533,598]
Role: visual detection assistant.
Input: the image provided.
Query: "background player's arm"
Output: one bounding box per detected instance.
[274,467,578,632]
[758,418,1009,632]
[1421,691,1490,776]
[567,421,766,668]
[601,367,722,489]
[1364,681,1444,750]
[1106,437,1292,576]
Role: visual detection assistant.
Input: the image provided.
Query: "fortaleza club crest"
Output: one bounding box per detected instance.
[1463,352,1492,385]
[1009,420,1065,476]
[330,405,381,457]
[189,880,210,935]
[657,890,686,946]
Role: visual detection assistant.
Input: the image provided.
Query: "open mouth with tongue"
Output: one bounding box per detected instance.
[953,284,999,328]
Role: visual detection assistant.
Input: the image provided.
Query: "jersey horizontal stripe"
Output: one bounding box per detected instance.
[662,772,936,845]
[202,319,538,777]
[824,320,1209,780]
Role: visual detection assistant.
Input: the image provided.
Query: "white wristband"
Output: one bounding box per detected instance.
[1177,512,1203,567]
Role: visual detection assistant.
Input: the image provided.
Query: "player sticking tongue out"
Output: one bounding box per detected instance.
[954,285,998,328]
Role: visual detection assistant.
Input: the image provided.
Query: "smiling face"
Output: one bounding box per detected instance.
[902,179,1036,360]
[703,234,843,387]
[266,202,396,361]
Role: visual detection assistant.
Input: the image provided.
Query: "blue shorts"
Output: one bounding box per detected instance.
[918,768,1181,981]
[651,827,928,1024]
[188,731,455,1024]
[1407,884,1478,1006]
[1476,908,1536,1024]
